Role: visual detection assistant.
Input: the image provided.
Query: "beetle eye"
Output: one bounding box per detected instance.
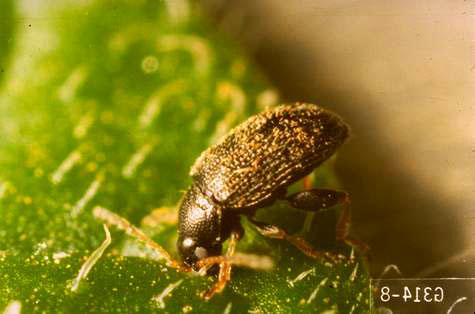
[194,247,208,260]
[181,237,195,249]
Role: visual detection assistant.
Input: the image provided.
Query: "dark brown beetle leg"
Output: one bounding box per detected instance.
[285,189,369,255]
[248,218,341,263]
[286,188,348,212]
[202,231,240,300]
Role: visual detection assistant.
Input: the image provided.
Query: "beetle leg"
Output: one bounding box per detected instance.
[286,188,348,212]
[93,206,190,272]
[335,200,370,256]
[201,231,240,300]
[303,175,313,190]
[248,218,342,263]
[196,253,273,271]
[285,189,369,255]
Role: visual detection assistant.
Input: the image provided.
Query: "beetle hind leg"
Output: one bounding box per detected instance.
[285,189,369,256]
[286,188,348,212]
[335,200,370,255]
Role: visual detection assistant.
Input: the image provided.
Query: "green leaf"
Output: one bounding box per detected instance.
[0,1,371,313]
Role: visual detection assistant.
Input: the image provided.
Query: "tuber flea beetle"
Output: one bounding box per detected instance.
[95,103,367,299]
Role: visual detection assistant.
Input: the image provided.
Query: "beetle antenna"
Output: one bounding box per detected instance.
[93,206,190,271]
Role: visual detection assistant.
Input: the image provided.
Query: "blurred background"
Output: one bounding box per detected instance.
[202,0,475,278]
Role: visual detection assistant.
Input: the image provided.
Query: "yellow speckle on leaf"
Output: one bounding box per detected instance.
[141,55,159,74]
[34,168,44,178]
[23,196,32,205]
[86,162,98,172]
[182,304,192,313]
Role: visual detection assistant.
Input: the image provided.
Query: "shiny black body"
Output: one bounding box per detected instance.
[177,103,349,269]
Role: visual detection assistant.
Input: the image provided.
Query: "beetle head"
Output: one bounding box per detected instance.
[177,185,223,271]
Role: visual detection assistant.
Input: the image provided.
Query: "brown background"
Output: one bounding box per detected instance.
[203,0,475,278]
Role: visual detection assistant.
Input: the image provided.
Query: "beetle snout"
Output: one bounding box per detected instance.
[177,237,203,264]
[177,236,223,271]
[183,247,209,271]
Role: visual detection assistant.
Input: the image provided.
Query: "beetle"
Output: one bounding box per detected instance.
[95,103,367,299]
